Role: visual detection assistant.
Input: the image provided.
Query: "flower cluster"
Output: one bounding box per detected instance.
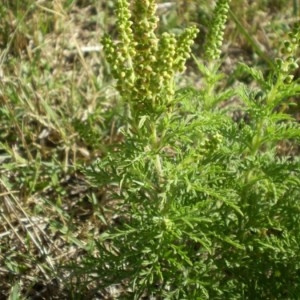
[275,27,300,83]
[102,0,136,99]
[199,132,224,155]
[204,0,231,61]
[102,0,199,116]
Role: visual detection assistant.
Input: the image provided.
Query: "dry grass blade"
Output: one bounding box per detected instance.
[0,179,56,276]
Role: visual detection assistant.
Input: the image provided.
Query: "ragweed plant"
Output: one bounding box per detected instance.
[79,1,300,298]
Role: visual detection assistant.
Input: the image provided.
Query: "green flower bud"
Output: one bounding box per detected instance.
[284,74,294,84]
[289,62,299,71]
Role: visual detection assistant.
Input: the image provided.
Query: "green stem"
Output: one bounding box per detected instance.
[293,0,298,16]
[228,9,275,69]
[151,123,163,178]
